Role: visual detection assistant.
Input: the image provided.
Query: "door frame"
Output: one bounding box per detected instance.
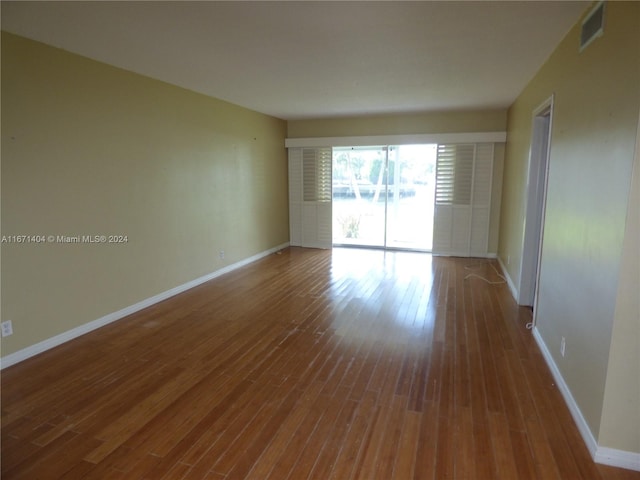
[518,95,554,316]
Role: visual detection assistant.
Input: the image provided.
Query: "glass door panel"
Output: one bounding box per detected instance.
[332,146,387,247]
[385,145,437,250]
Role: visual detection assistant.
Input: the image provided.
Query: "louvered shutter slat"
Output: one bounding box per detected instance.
[317,148,332,202]
[303,149,317,202]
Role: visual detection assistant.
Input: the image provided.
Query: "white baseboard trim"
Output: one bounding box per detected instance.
[497,256,519,302]
[532,327,599,456]
[0,242,289,369]
[502,279,640,472]
[595,447,640,471]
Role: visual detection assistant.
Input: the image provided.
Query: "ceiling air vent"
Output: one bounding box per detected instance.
[580,1,605,52]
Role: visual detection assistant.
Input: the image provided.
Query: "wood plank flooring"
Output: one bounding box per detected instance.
[2,247,638,479]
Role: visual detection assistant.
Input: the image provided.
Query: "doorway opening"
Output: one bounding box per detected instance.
[332,144,437,251]
[519,96,554,316]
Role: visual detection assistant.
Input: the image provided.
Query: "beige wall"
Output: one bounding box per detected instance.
[1,32,288,358]
[599,113,640,453]
[287,109,507,138]
[499,1,639,451]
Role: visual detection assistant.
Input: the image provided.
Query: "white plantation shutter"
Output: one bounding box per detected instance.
[470,144,494,254]
[289,147,332,249]
[288,148,303,246]
[433,143,494,256]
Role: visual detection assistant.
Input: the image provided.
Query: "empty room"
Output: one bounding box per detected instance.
[1,1,639,479]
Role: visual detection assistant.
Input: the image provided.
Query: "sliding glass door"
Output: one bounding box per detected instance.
[332,146,386,247]
[332,144,437,251]
[386,145,437,250]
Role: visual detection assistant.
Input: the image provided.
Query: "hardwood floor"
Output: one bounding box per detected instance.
[2,247,638,479]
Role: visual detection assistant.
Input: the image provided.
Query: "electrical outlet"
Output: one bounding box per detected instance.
[507,255,511,265]
[1,320,13,337]
[560,336,566,357]
[218,250,225,259]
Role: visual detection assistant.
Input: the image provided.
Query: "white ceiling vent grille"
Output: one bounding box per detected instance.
[580,1,605,52]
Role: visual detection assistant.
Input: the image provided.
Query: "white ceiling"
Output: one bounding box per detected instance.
[1,1,587,120]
